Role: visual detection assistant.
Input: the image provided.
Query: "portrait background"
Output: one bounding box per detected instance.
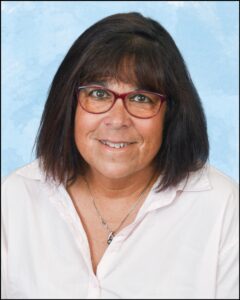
[2,1,239,182]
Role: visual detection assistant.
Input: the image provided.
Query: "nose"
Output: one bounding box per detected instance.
[103,97,132,128]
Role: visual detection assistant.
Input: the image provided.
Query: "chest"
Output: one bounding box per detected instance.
[75,201,140,274]
[9,212,217,299]
[7,189,220,299]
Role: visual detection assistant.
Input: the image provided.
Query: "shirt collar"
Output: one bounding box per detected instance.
[16,159,212,195]
[176,164,212,192]
[141,164,212,213]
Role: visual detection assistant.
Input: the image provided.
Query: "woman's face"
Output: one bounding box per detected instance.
[74,80,166,179]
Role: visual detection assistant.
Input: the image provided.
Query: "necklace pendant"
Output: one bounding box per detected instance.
[107,232,115,245]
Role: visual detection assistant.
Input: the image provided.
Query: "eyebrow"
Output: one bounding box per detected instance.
[86,81,141,91]
[88,80,107,86]
[86,81,107,87]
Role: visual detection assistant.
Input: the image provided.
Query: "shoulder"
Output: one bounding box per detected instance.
[1,159,51,207]
[2,159,43,190]
[206,166,239,249]
[206,164,238,198]
[207,164,239,211]
[207,164,238,188]
[2,159,43,184]
[206,165,238,220]
[181,164,238,212]
[184,164,238,196]
[199,165,238,229]
[1,160,61,228]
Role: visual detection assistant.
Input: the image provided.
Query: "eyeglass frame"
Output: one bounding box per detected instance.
[76,85,167,119]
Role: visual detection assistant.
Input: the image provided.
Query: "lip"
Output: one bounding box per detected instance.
[99,139,135,144]
[98,139,135,151]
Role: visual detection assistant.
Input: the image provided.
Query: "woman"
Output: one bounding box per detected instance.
[2,12,238,299]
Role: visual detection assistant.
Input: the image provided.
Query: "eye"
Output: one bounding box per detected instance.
[89,89,110,99]
[129,94,152,103]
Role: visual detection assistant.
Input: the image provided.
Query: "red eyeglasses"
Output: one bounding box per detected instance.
[77,85,166,119]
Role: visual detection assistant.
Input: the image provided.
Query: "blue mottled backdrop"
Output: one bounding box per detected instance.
[2,1,239,182]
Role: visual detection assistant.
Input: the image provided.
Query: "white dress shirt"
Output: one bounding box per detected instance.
[1,160,239,299]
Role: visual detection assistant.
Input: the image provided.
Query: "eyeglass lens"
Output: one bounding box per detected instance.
[78,86,162,118]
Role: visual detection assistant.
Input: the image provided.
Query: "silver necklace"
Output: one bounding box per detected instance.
[84,173,156,245]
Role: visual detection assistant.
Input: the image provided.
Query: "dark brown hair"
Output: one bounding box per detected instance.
[35,12,209,191]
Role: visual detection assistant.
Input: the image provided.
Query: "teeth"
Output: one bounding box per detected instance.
[101,140,130,149]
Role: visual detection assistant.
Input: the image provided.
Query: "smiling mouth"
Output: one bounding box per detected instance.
[99,140,134,149]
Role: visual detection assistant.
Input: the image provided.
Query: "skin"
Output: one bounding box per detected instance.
[74,79,166,195]
[69,79,167,273]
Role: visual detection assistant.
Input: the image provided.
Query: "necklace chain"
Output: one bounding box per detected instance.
[84,173,156,245]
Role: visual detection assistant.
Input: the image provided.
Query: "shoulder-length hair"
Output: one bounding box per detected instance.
[35,12,209,191]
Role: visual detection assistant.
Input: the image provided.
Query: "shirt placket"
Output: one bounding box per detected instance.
[48,186,94,273]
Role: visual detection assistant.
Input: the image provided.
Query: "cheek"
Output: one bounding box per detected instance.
[74,108,95,149]
[74,110,85,145]
[138,117,165,153]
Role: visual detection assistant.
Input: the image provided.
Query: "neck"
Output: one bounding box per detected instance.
[84,165,157,204]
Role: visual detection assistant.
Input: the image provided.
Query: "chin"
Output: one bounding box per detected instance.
[95,164,136,179]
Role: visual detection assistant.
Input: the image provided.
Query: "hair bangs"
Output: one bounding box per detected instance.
[78,35,166,94]
[133,42,166,94]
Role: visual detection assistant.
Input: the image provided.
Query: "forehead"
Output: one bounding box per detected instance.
[86,79,139,91]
